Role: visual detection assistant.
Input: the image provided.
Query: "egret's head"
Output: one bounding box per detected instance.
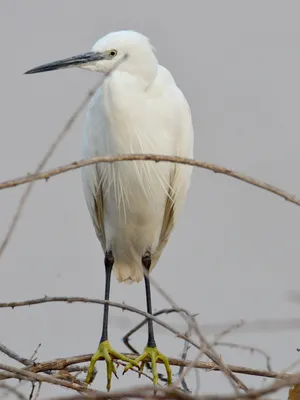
[25,30,158,82]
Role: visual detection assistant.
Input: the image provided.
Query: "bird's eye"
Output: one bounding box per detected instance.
[109,49,117,58]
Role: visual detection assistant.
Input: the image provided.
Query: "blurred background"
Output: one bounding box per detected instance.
[1,1,300,397]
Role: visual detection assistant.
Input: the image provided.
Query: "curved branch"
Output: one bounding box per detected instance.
[1,360,300,400]
[0,363,96,395]
[0,296,200,360]
[0,296,293,388]
[0,351,293,381]
[0,154,299,207]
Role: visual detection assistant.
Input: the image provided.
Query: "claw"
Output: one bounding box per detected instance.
[123,346,172,385]
[86,340,137,391]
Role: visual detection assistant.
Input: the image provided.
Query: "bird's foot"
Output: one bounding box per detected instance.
[123,346,172,385]
[85,340,138,391]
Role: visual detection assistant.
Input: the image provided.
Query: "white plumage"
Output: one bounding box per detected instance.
[81,31,194,283]
[24,29,195,388]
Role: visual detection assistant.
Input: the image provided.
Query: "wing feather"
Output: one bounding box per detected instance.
[92,181,106,250]
[151,170,176,269]
[152,93,194,268]
[81,162,106,252]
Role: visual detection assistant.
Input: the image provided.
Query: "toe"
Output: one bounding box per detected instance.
[157,353,172,385]
[86,352,99,384]
[105,359,116,392]
[150,351,159,385]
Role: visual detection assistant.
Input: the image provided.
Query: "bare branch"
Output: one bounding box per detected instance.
[0,297,292,383]
[0,295,252,391]
[172,350,202,391]
[0,154,299,208]
[0,296,228,382]
[122,308,190,386]
[147,275,248,393]
[212,321,245,343]
[0,343,34,367]
[0,352,293,381]
[177,325,193,393]
[31,381,41,400]
[0,298,187,339]
[27,375,300,400]
[0,363,97,395]
[122,308,189,349]
[29,343,41,363]
[216,342,272,372]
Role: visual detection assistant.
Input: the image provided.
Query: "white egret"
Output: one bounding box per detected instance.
[25,30,194,390]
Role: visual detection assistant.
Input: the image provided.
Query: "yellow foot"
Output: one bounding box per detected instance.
[123,346,172,385]
[86,340,138,391]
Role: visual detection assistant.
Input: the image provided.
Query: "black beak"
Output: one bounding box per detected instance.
[24,51,105,74]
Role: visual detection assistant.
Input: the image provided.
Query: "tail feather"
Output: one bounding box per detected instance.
[113,261,144,283]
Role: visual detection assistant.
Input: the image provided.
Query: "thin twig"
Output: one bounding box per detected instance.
[115,360,157,383]
[32,382,42,400]
[0,343,34,367]
[147,274,248,392]
[0,154,299,209]
[172,350,202,391]
[29,343,42,363]
[122,308,188,349]
[0,363,97,395]
[0,340,98,388]
[177,326,193,393]
[65,365,92,374]
[122,307,189,385]
[213,321,245,343]
[216,342,272,372]
[29,382,36,400]
[0,297,187,338]
[274,357,300,380]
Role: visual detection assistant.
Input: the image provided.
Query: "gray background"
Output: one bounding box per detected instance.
[0,1,300,398]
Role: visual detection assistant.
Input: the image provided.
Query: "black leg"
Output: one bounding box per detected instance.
[86,250,140,388]
[142,252,156,348]
[121,252,172,386]
[100,250,114,343]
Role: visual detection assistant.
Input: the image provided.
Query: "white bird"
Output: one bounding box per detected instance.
[25,30,194,390]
